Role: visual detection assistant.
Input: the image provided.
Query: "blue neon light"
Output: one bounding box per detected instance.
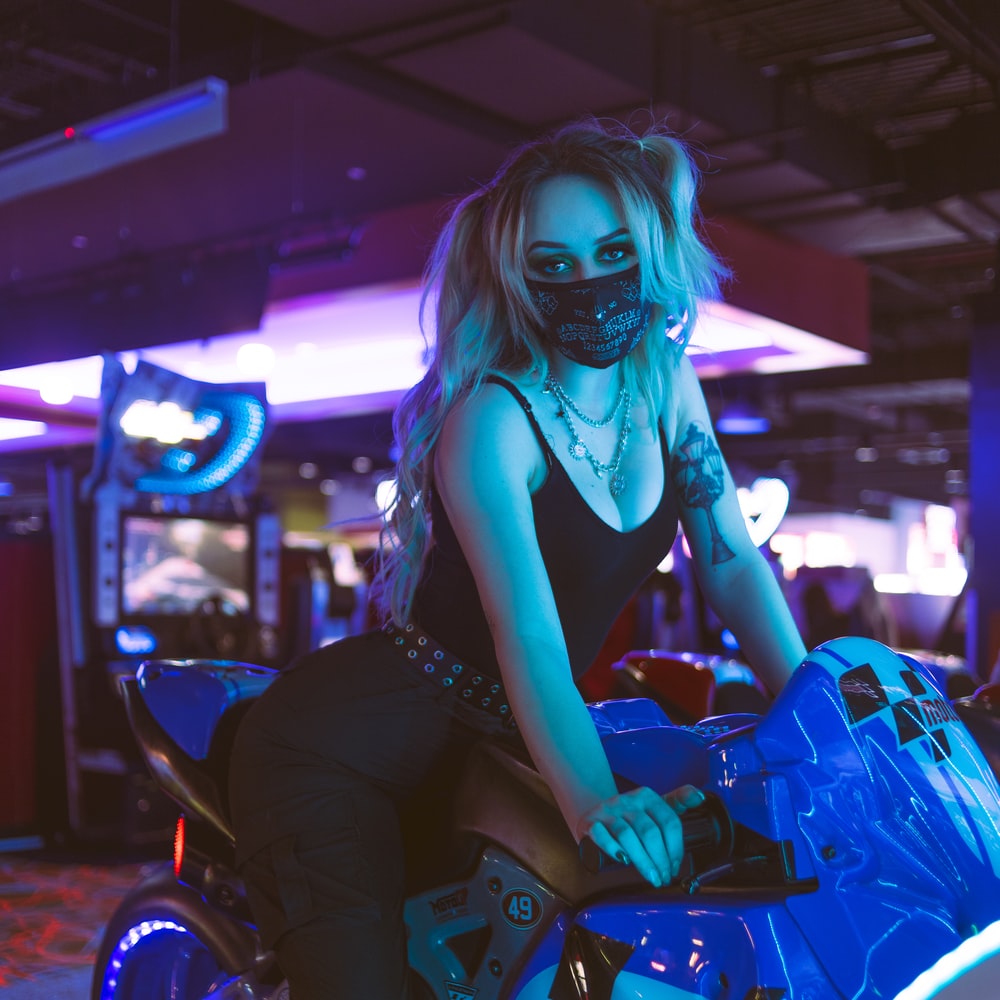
[162,449,196,472]
[115,626,157,657]
[193,408,223,435]
[86,92,216,143]
[135,393,266,495]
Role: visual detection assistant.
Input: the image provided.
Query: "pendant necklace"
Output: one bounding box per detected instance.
[543,373,631,497]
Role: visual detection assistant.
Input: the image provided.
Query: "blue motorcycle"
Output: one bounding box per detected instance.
[91,636,1000,999]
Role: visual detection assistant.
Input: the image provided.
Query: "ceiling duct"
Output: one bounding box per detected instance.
[0,248,270,369]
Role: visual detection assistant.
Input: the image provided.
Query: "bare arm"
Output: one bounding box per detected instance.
[435,384,699,885]
[666,355,806,693]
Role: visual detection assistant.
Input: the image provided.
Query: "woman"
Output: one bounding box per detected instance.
[229,118,806,998]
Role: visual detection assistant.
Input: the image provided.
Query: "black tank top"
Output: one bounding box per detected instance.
[412,377,680,678]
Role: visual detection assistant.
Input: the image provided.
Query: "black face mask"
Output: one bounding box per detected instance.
[526,264,652,369]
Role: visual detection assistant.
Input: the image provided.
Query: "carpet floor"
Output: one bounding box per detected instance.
[0,853,150,999]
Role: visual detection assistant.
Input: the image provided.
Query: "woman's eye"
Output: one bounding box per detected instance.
[599,244,632,263]
[531,258,571,275]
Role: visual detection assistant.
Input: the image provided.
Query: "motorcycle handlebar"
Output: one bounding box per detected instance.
[579,791,734,875]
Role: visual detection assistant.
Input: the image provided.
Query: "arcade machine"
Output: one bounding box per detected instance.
[48,356,279,844]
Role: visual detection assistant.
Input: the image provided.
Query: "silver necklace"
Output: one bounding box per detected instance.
[543,373,632,497]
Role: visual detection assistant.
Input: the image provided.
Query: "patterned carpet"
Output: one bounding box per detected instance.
[0,852,150,997]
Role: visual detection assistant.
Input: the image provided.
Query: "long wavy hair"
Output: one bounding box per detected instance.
[372,117,727,625]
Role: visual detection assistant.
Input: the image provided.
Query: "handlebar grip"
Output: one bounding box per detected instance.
[579,791,734,874]
[681,792,733,856]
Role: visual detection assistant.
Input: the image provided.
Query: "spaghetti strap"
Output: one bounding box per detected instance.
[484,375,553,463]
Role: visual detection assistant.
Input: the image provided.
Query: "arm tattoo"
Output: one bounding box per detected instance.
[670,421,736,565]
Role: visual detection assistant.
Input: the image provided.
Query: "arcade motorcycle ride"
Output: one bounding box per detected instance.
[91,636,1000,999]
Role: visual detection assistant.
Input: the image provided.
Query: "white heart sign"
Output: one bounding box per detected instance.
[738,477,790,548]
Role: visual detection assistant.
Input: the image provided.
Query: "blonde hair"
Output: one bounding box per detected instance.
[373,117,727,625]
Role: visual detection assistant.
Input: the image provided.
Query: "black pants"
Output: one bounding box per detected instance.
[229,630,483,999]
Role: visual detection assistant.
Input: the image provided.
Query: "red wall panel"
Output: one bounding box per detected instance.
[0,537,56,830]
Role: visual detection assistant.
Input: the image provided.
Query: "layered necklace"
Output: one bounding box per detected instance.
[543,373,632,497]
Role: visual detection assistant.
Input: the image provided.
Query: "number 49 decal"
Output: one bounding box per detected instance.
[501,888,542,929]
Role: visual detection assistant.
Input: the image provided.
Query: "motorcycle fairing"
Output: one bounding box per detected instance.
[404,848,562,1000]
[507,897,833,1000]
[136,658,277,760]
[753,637,1000,999]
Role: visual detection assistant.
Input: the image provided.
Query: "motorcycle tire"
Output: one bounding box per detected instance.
[90,862,261,1000]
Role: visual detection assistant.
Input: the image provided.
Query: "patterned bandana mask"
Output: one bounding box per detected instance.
[526,264,652,369]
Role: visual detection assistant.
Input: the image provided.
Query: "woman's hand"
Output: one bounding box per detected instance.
[577,784,706,887]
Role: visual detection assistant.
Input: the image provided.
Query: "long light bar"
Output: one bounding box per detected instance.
[893,919,1000,1000]
[0,417,46,441]
[0,278,867,445]
[0,77,228,205]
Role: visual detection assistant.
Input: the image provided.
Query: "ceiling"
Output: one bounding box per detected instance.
[0,0,996,516]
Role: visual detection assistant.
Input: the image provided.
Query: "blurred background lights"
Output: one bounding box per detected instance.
[39,375,74,405]
[119,399,211,443]
[375,478,397,520]
[235,341,276,378]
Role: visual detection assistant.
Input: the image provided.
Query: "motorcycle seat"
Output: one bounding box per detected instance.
[453,738,655,905]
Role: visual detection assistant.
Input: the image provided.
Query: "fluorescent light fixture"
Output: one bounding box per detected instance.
[0,417,47,441]
[0,279,867,441]
[874,568,968,597]
[0,355,104,400]
[688,298,867,376]
[0,77,227,204]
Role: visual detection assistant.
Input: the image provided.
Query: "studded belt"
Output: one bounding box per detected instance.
[383,621,516,730]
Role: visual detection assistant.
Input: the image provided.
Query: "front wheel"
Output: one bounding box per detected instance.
[90,863,261,1000]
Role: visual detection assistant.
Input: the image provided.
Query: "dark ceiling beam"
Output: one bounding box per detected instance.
[513,0,1000,210]
[901,0,1000,79]
[888,1,1000,204]
[299,46,530,148]
[889,108,1000,207]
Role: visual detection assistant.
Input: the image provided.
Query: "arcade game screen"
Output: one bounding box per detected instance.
[121,515,251,617]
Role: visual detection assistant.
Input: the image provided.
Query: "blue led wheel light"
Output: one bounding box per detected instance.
[98,916,226,1000]
[100,919,189,1000]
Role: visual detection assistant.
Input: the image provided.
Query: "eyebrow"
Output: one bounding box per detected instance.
[526,227,631,253]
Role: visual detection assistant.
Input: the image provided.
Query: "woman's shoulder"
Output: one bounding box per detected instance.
[441,372,544,453]
[437,374,548,496]
[656,347,700,448]
[449,371,541,424]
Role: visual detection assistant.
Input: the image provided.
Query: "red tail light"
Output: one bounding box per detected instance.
[173,815,186,878]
